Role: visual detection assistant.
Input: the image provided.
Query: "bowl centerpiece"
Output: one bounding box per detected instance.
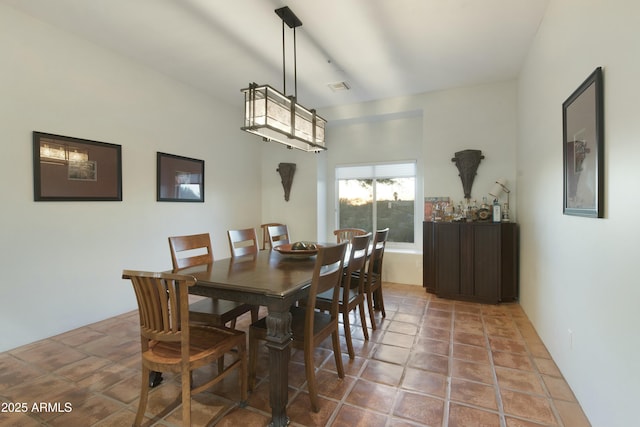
[273,241,319,258]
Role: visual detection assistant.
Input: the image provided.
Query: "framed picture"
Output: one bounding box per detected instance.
[562,67,604,218]
[157,152,204,202]
[33,132,122,201]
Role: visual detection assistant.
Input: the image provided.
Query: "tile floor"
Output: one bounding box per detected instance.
[0,283,591,427]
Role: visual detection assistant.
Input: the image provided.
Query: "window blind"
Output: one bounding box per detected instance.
[336,161,416,180]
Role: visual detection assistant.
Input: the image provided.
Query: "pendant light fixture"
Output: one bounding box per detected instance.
[241,6,327,152]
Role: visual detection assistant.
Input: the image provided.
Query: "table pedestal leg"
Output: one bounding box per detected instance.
[265,309,292,427]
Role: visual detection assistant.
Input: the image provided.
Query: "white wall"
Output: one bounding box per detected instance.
[420,83,518,214]
[259,144,320,243]
[517,1,640,425]
[324,111,423,243]
[0,5,262,352]
[320,81,518,285]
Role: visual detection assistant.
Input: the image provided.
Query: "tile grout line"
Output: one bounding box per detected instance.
[441,299,454,427]
[481,305,508,427]
[514,311,566,427]
[319,332,367,427]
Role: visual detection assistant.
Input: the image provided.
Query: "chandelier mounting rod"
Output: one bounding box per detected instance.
[275,6,302,99]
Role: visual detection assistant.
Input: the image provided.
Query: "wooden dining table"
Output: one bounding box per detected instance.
[175,248,324,427]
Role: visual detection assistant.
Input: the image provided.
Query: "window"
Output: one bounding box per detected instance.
[336,162,416,245]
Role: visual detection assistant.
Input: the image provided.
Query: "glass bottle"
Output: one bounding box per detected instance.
[478,196,490,221]
[492,198,501,223]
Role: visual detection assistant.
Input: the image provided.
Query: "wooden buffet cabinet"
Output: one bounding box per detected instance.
[423,221,518,304]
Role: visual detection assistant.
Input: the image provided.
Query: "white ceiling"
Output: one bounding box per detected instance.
[4,0,549,110]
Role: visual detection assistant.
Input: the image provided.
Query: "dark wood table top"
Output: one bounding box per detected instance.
[176,249,320,298]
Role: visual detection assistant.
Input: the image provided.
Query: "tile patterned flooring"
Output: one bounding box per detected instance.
[0,283,591,426]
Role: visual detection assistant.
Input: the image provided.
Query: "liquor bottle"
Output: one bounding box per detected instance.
[502,202,510,222]
[470,199,478,221]
[477,196,491,221]
[492,199,501,223]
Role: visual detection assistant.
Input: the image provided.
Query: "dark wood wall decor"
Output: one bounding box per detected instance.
[277,162,296,201]
[451,149,484,199]
[157,152,204,202]
[563,67,604,218]
[33,131,122,201]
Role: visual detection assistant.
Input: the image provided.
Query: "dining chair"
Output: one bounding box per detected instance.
[267,224,290,248]
[360,228,389,330]
[248,242,348,412]
[122,270,247,427]
[333,227,367,244]
[227,227,259,257]
[260,222,283,250]
[168,233,258,329]
[169,233,257,377]
[316,232,371,359]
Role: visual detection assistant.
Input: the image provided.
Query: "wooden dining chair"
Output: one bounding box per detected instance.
[333,227,367,243]
[122,270,247,427]
[227,228,259,257]
[248,242,348,412]
[260,222,283,250]
[360,228,389,330]
[267,224,290,248]
[316,232,371,359]
[168,233,258,329]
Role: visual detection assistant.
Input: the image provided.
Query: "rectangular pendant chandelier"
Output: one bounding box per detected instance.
[241,83,326,152]
[241,7,327,153]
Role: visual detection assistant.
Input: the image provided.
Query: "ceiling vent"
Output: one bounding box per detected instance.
[328,81,350,92]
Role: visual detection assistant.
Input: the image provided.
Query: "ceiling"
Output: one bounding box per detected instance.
[4,0,549,110]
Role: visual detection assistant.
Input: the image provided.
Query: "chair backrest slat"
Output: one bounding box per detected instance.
[260,222,283,250]
[343,232,371,294]
[123,270,196,343]
[168,233,213,269]
[333,228,367,244]
[228,228,259,257]
[267,225,290,248]
[306,243,348,323]
[368,228,390,277]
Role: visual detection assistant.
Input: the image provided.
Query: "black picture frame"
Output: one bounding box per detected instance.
[157,152,205,202]
[33,131,122,201]
[562,67,604,218]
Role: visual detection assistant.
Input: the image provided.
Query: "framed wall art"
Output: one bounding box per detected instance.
[157,152,204,202]
[562,67,604,218]
[33,131,122,201]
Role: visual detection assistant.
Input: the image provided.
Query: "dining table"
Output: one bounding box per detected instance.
[175,247,327,427]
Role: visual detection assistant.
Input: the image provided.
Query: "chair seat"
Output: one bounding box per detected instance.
[316,287,360,306]
[351,271,381,287]
[145,325,245,369]
[188,298,255,325]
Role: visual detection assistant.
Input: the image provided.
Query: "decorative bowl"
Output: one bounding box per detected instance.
[273,242,320,258]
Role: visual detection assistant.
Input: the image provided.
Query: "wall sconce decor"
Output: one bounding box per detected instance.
[451,149,484,199]
[277,162,296,201]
